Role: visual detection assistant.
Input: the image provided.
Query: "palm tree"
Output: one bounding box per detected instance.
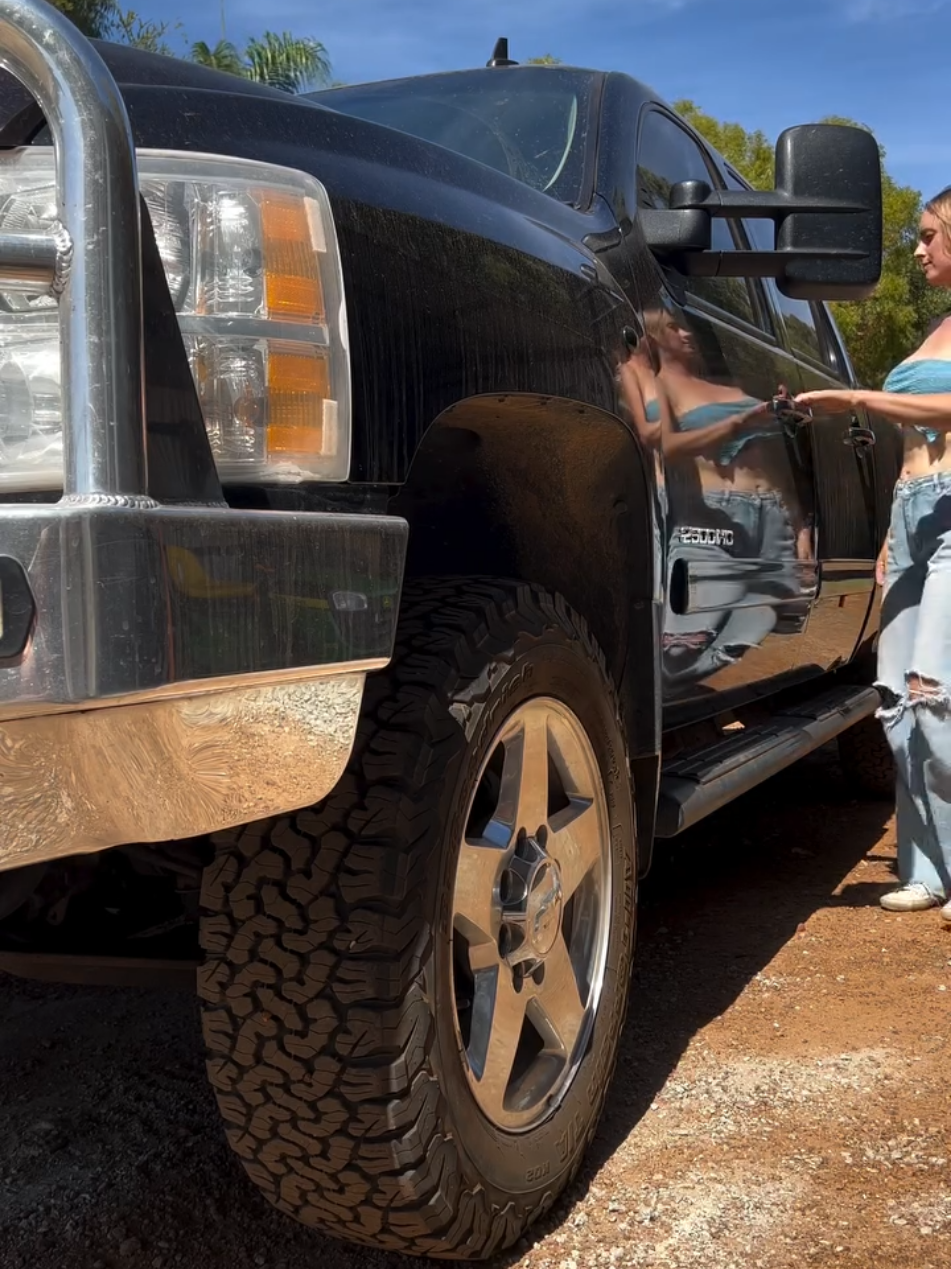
[244,32,330,93]
[48,0,115,39]
[190,39,246,76]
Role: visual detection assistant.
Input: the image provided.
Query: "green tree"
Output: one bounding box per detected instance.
[48,0,115,38]
[526,54,562,65]
[49,0,178,52]
[190,31,331,92]
[109,9,179,54]
[674,99,775,191]
[819,116,945,386]
[52,0,333,90]
[190,38,245,75]
[676,100,941,386]
[244,32,330,92]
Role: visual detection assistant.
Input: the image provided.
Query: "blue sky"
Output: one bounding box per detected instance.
[134,0,944,197]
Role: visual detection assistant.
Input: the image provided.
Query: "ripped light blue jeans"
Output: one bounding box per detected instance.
[877,473,951,899]
[663,490,797,686]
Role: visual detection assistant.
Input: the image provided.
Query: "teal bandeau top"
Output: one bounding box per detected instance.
[643,395,779,464]
[881,358,951,445]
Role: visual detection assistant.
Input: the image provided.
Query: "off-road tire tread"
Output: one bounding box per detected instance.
[198,577,627,1260]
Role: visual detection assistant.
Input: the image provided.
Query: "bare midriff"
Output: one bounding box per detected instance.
[900,431,951,480]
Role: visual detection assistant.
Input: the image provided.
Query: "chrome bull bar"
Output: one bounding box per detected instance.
[0,0,407,871]
[0,0,147,500]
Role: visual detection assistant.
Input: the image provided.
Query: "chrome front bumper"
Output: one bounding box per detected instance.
[2,672,369,870]
[0,501,407,870]
[0,0,408,870]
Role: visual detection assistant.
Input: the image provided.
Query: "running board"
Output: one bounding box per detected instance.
[655,685,880,837]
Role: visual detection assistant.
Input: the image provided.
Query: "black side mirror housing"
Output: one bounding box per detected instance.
[640,123,883,302]
[774,124,882,300]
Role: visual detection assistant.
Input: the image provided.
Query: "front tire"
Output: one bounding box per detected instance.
[198,578,637,1260]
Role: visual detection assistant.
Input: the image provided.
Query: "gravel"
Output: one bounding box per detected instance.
[1,746,949,1269]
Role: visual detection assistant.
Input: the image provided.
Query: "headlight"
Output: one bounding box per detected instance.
[0,149,350,491]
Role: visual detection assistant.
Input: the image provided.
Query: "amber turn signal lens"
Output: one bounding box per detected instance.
[260,192,324,323]
[266,345,331,457]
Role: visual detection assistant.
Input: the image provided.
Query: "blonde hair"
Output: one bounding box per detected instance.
[925,186,951,249]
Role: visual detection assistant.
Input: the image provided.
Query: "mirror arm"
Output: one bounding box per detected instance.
[671,185,869,220]
[680,246,871,279]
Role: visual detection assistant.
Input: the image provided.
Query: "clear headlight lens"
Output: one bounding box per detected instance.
[0,148,350,491]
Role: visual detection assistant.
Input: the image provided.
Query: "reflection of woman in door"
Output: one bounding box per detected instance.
[625,307,809,686]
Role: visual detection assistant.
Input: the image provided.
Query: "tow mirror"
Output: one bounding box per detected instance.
[773,123,882,300]
[640,123,883,301]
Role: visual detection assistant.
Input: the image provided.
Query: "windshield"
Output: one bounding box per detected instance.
[309,68,595,205]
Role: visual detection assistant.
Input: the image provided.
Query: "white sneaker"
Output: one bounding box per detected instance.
[941,898,951,923]
[880,883,942,912]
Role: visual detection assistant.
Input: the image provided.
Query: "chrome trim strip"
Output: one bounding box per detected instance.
[0,657,390,721]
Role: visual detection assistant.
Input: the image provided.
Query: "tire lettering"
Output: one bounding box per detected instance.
[555,1111,585,1164]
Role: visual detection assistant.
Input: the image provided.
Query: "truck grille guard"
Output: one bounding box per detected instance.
[0,0,407,871]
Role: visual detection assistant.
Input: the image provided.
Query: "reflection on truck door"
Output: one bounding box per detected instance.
[634,108,820,706]
[728,166,879,670]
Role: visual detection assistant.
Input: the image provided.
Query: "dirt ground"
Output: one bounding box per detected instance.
[2,744,950,1269]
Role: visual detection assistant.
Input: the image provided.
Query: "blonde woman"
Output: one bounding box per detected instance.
[797,188,951,917]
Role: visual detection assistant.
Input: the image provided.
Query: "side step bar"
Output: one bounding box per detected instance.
[655,684,880,837]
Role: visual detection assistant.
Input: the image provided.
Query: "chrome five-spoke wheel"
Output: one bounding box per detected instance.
[451,696,612,1131]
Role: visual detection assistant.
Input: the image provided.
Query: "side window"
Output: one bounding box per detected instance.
[773,294,824,365]
[814,304,851,382]
[637,111,758,328]
[723,167,838,373]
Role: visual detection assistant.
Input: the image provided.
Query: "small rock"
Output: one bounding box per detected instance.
[119,1237,142,1257]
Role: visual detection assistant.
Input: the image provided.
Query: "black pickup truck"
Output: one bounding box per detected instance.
[0,6,895,1261]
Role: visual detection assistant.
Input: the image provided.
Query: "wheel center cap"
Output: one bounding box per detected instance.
[526,858,564,957]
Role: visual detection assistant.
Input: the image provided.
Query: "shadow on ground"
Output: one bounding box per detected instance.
[505,743,893,1260]
[0,746,892,1269]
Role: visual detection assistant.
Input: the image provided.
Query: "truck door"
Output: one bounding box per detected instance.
[729,159,879,670]
[633,108,822,710]
[758,283,879,666]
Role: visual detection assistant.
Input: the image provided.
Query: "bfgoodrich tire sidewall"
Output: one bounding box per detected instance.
[428,630,636,1204]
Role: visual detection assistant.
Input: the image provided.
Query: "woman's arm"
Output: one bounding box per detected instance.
[796,387,951,429]
[858,389,951,429]
[616,359,660,450]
